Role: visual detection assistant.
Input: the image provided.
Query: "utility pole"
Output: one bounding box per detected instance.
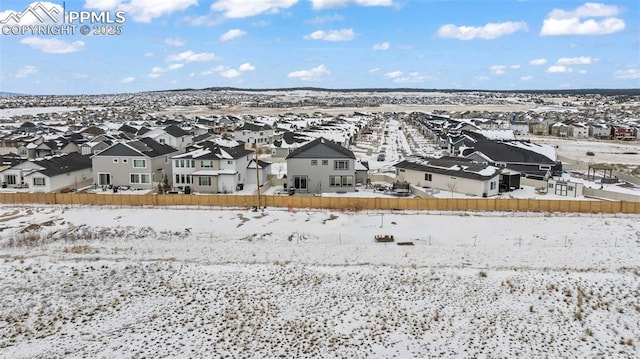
[254,140,261,209]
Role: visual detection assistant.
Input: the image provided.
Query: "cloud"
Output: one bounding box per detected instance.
[221,69,241,78]
[253,20,269,27]
[85,0,198,23]
[547,65,570,73]
[148,63,184,78]
[144,52,154,57]
[372,42,390,50]
[238,63,255,71]
[164,37,185,47]
[556,56,597,65]
[219,29,247,41]
[383,71,428,83]
[201,63,254,78]
[310,0,394,10]
[490,65,507,75]
[307,14,344,25]
[304,29,355,41]
[20,37,84,54]
[437,21,528,40]
[211,0,298,18]
[521,75,533,81]
[614,69,640,80]
[14,65,38,78]
[0,1,63,25]
[368,67,380,73]
[287,64,330,81]
[384,71,403,79]
[529,58,547,66]
[510,64,521,70]
[475,76,490,81]
[165,50,217,63]
[540,2,625,36]
[121,76,135,83]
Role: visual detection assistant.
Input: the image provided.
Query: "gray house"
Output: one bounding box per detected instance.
[285,137,356,194]
[91,138,178,190]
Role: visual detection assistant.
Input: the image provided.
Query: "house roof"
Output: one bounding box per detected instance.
[28,153,92,177]
[93,138,178,158]
[174,143,253,161]
[395,156,500,181]
[285,137,355,160]
[464,140,557,164]
[164,124,190,137]
[236,122,272,132]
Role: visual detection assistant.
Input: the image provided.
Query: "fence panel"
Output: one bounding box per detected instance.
[0,193,638,214]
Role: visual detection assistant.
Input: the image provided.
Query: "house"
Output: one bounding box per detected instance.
[394,156,501,197]
[509,121,529,135]
[271,131,312,158]
[234,122,274,147]
[80,134,115,155]
[462,139,562,179]
[285,137,357,194]
[171,144,257,194]
[611,124,634,141]
[2,152,92,192]
[589,123,611,139]
[91,138,178,190]
[568,123,588,138]
[140,125,193,153]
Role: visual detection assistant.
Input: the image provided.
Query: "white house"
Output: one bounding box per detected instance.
[394,156,501,197]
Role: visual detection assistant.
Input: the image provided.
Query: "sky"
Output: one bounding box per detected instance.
[0,0,638,95]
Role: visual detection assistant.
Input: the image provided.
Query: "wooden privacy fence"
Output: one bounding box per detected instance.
[0,193,639,214]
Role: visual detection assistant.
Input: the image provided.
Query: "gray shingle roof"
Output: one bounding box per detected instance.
[285,137,355,160]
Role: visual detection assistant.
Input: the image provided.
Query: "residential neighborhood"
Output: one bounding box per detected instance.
[0,89,638,201]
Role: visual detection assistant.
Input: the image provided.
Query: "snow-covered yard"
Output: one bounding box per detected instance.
[1,205,639,358]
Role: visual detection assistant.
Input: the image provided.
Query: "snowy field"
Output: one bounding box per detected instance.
[1,205,639,358]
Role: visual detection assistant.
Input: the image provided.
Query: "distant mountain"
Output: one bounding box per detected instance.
[0,92,26,96]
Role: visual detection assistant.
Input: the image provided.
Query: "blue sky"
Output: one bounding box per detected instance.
[0,0,638,95]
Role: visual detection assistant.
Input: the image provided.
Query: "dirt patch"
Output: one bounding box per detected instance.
[322,214,339,224]
[63,245,99,254]
[236,214,250,227]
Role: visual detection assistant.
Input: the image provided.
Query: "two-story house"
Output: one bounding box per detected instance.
[285,137,357,194]
[91,138,178,190]
[171,144,257,194]
[234,122,274,147]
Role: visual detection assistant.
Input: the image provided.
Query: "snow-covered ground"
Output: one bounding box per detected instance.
[1,205,639,358]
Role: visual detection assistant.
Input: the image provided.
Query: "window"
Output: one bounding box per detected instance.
[490,182,496,190]
[424,173,432,181]
[334,160,349,170]
[227,160,233,165]
[568,186,574,191]
[159,138,166,144]
[5,175,17,185]
[133,159,146,168]
[130,174,150,184]
[311,160,318,166]
[539,165,551,170]
[201,160,213,168]
[548,183,554,188]
[164,156,169,164]
[322,160,328,166]
[33,177,45,186]
[199,176,211,186]
[329,176,353,187]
